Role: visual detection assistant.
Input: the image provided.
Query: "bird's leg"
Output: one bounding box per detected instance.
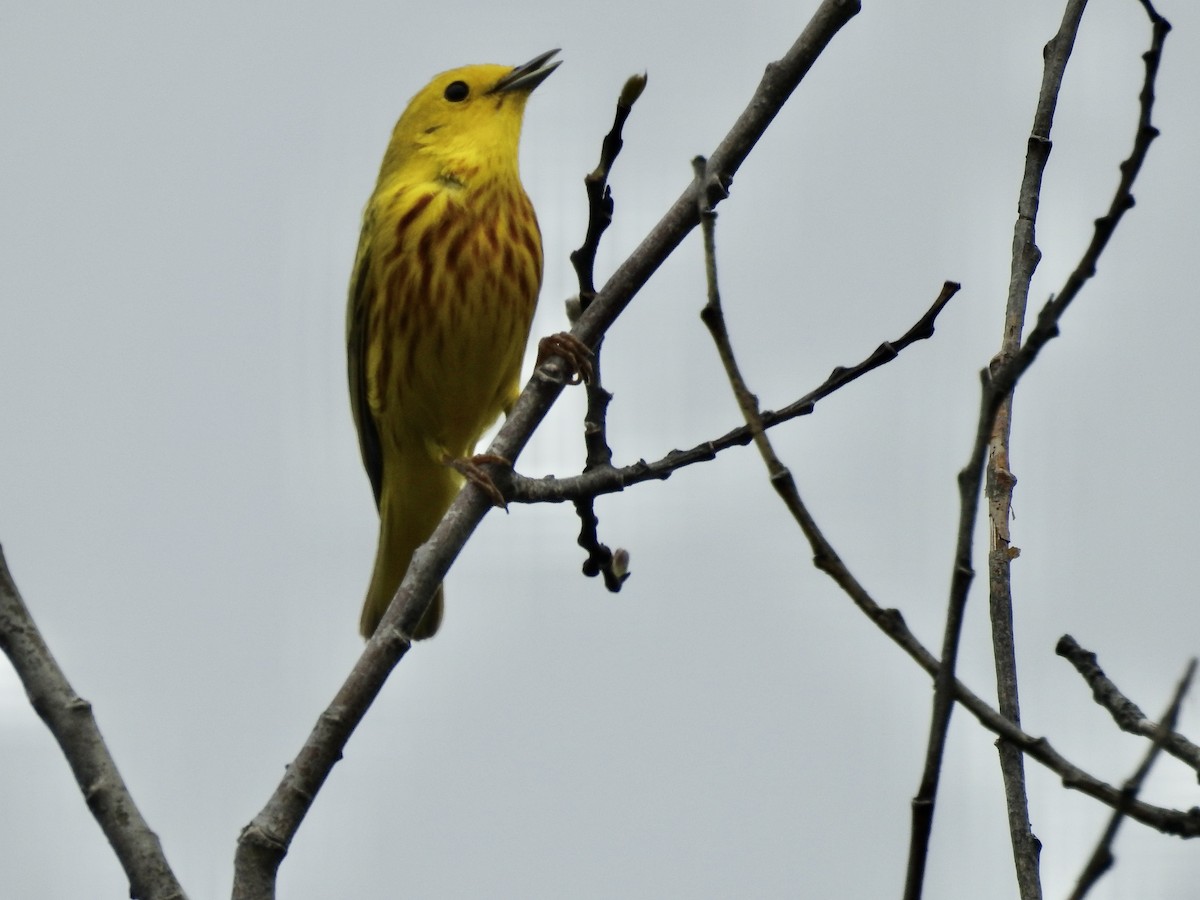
[444,453,511,509]
[536,332,595,385]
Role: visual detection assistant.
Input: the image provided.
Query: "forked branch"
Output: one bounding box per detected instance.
[232,3,863,896]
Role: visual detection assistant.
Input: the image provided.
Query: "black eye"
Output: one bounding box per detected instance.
[444,81,469,102]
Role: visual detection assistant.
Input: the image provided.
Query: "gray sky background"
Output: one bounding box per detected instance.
[3,1,1199,898]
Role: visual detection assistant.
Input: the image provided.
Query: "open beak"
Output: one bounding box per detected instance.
[490,49,561,94]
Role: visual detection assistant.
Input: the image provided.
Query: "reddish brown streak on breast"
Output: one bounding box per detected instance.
[393,192,433,246]
[445,222,472,269]
[500,244,517,284]
[517,224,541,274]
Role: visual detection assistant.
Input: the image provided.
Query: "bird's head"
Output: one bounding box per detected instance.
[378,49,560,187]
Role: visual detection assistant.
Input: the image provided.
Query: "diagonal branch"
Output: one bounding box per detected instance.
[506,279,960,505]
[688,107,1197,851]
[1067,658,1196,900]
[692,387,1200,840]
[232,3,863,896]
[1058,635,1200,775]
[754,482,1200,838]
[0,546,188,900]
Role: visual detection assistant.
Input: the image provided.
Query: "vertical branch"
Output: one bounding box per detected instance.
[988,3,1090,897]
[570,73,647,313]
[568,74,646,592]
[904,2,1170,898]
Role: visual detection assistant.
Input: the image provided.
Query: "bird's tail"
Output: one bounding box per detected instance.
[359,454,461,640]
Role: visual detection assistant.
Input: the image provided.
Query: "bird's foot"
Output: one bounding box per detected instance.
[446,453,512,509]
[536,332,594,385]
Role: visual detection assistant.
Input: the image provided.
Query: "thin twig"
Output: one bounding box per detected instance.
[694,155,777,468]
[507,280,960,505]
[574,497,630,590]
[701,423,1200,838]
[987,3,1092,897]
[1067,658,1197,900]
[779,486,1200,837]
[903,6,1170,898]
[693,152,816,542]
[570,72,647,311]
[0,546,188,900]
[1058,636,1200,776]
[232,4,863,896]
[688,192,1197,842]
[566,75,646,593]
[694,109,1192,900]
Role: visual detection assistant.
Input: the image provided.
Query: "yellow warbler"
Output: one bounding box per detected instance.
[347,50,560,640]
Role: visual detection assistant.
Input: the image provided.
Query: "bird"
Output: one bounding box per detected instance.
[346,49,562,641]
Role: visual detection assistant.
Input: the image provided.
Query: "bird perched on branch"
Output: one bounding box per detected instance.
[347,50,562,640]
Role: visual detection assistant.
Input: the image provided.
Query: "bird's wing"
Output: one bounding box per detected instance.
[346,221,384,510]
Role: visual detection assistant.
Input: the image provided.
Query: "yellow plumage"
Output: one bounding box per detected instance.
[347,50,559,639]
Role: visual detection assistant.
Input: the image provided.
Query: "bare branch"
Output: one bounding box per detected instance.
[507,280,960,505]
[905,4,1170,897]
[694,154,778,474]
[574,497,630,591]
[987,2,1093,896]
[1067,659,1197,900]
[569,72,647,310]
[559,0,862,352]
[717,485,1200,838]
[233,4,863,895]
[690,90,1196,884]
[688,258,1200,839]
[564,74,647,594]
[0,547,187,900]
[1058,636,1200,776]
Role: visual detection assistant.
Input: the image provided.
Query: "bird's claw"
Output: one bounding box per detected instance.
[447,453,511,509]
[536,332,594,385]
